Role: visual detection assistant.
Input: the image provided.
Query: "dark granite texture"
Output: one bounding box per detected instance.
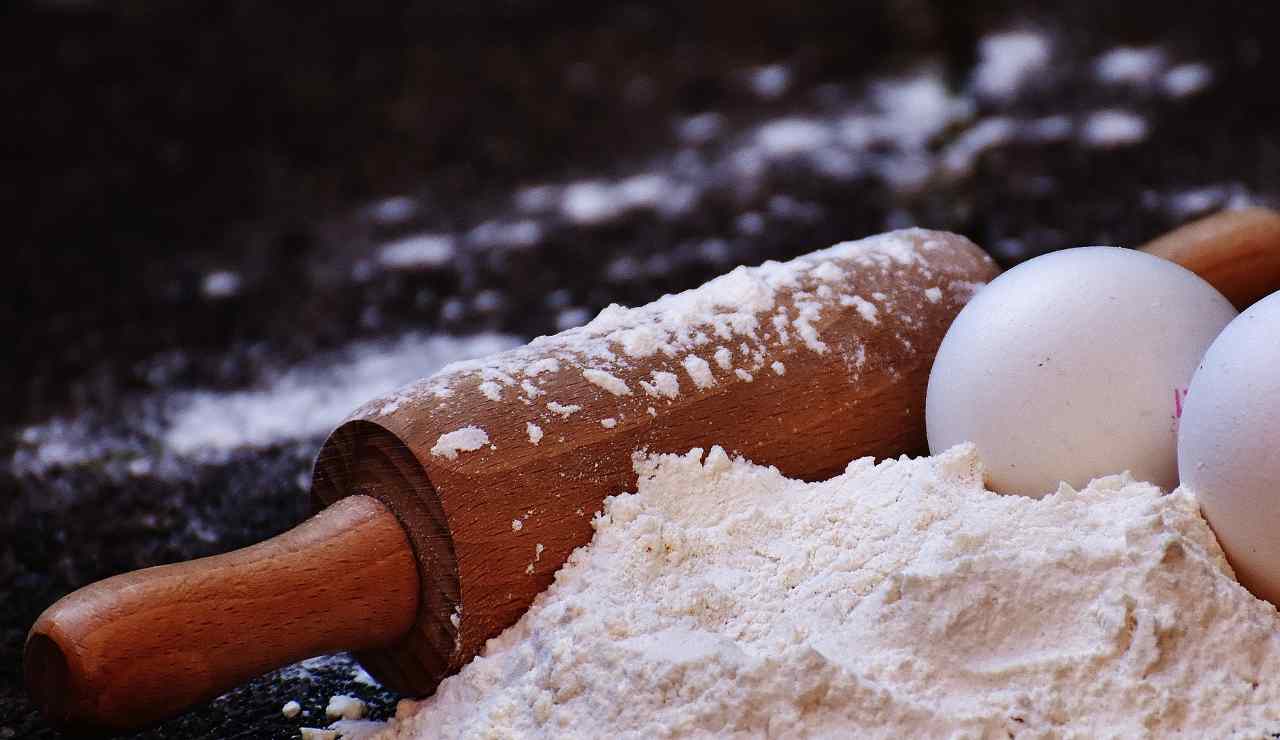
[4,0,1279,737]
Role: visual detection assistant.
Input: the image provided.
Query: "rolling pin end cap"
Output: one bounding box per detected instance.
[25,631,94,736]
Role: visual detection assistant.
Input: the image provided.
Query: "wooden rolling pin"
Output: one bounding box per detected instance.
[25,212,1280,735]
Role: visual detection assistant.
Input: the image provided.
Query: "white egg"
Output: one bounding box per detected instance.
[1178,290,1280,605]
[927,246,1236,496]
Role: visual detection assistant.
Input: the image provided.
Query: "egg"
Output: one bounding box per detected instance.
[1178,290,1280,605]
[926,246,1236,496]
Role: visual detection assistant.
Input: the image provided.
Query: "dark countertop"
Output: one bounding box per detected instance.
[5,1,1280,737]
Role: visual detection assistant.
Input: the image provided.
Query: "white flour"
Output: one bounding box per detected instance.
[429,426,490,460]
[375,444,1280,739]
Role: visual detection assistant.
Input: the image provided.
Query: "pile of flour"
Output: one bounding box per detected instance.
[374,444,1280,738]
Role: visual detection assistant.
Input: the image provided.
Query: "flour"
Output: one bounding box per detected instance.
[545,402,581,418]
[1081,109,1148,148]
[972,31,1051,99]
[377,234,455,270]
[429,426,489,460]
[582,368,632,396]
[325,695,367,721]
[375,444,1280,739]
[681,355,716,389]
[840,294,879,323]
[640,371,680,399]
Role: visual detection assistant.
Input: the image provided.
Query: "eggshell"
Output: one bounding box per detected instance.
[927,246,1236,496]
[1178,290,1280,605]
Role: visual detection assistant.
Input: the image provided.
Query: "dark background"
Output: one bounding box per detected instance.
[4,0,1279,737]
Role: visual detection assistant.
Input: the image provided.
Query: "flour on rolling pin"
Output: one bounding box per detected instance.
[356,229,985,427]
[310,228,997,697]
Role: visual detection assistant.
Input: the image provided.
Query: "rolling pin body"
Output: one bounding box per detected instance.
[311,228,999,695]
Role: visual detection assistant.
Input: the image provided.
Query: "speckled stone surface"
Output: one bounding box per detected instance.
[4,0,1280,737]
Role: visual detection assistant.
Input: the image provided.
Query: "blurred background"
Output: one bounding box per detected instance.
[4,0,1279,736]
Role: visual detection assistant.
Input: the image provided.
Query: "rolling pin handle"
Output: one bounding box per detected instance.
[24,495,420,735]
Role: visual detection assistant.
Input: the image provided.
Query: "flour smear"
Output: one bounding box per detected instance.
[376,444,1280,739]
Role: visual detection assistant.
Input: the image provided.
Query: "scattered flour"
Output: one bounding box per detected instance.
[377,444,1280,739]
[840,294,879,323]
[368,195,417,225]
[677,112,724,145]
[1162,63,1213,98]
[1094,46,1166,85]
[201,270,241,299]
[328,720,385,740]
[11,332,521,479]
[429,426,489,460]
[328,720,386,739]
[749,64,791,99]
[1081,109,1148,148]
[582,368,632,396]
[681,355,717,389]
[972,30,1051,99]
[546,402,581,418]
[640,371,681,399]
[351,666,380,687]
[378,234,455,269]
[163,333,519,459]
[525,358,561,376]
[939,117,1017,176]
[325,695,367,721]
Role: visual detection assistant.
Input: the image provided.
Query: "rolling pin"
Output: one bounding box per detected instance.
[26,228,995,734]
[25,212,1280,735]
[1140,206,1280,310]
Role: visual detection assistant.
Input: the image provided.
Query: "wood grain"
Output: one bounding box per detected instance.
[24,495,418,735]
